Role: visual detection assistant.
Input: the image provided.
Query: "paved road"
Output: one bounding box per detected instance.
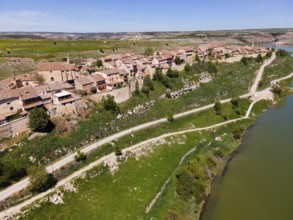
[250,53,276,93]
[0,53,279,204]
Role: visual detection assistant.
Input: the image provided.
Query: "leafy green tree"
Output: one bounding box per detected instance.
[184,63,192,72]
[28,108,49,132]
[36,74,45,85]
[29,167,56,192]
[266,51,272,58]
[133,80,140,96]
[174,56,184,65]
[256,54,263,63]
[233,126,245,139]
[96,59,103,67]
[144,47,154,56]
[230,98,240,108]
[195,54,201,63]
[102,95,120,113]
[166,69,179,78]
[75,151,87,162]
[214,101,222,116]
[276,49,288,57]
[90,86,97,94]
[114,145,123,156]
[142,75,154,94]
[241,57,248,65]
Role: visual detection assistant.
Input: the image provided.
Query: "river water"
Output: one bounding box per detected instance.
[201,45,293,220]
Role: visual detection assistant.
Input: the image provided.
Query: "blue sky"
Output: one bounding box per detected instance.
[0,0,292,32]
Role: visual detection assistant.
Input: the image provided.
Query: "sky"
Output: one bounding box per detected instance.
[0,0,292,32]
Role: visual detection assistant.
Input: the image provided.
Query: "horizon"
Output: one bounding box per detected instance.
[0,0,292,32]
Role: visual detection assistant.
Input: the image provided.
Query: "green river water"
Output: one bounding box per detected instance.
[201,95,293,220]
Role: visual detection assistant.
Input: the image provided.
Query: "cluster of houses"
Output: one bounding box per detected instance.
[0,44,269,127]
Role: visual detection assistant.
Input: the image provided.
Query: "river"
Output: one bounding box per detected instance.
[201,45,293,220]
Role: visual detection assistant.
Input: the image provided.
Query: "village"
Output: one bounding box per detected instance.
[0,44,269,138]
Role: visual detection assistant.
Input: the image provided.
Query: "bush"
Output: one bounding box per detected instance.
[142,75,154,94]
[233,126,245,139]
[271,84,283,96]
[175,56,184,65]
[29,167,57,193]
[96,59,103,67]
[241,57,248,65]
[214,101,222,116]
[166,69,179,78]
[75,151,87,162]
[256,54,263,63]
[266,51,273,58]
[276,49,289,57]
[153,68,170,88]
[90,87,97,94]
[28,108,50,132]
[102,95,120,114]
[133,81,140,96]
[184,63,192,72]
[114,145,123,156]
[230,98,240,108]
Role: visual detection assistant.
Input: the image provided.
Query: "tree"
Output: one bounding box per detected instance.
[266,51,273,58]
[271,84,283,96]
[75,151,86,162]
[166,69,179,78]
[276,49,288,57]
[233,127,245,139]
[241,57,248,65]
[195,54,201,63]
[36,74,45,85]
[96,59,103,67]
[230,98,240,108]
[28,108,49,132]
[256,54,263,63]
[214,101,222,116]
[114,145,123,156]
[90,86,97,94]
[142,75,154,94]
[133,80,140,96]
[175,56,184,65]
[207,61,218,73]
[29,167,56,192]
[102,95,119,113]
[184,63,192,72]
[144,47,154,56]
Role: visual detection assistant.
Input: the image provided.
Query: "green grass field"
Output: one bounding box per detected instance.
[19,118,255,220]
[259,55,293,89]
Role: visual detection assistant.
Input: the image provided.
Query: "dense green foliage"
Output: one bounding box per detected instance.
[28,167,56,193]
[28,108,50,132]
[144,46,154,56]
[101,95,120,113]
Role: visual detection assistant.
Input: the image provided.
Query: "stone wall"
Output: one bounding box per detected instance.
[0,117,29,138]
[89,86,131,103]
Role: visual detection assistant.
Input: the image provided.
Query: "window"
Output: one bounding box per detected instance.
[10,107,13,111]
[50,77,55,82]
[7,102,10,105]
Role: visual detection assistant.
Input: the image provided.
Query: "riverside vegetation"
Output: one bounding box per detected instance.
[2,51,293,219]
[0,56,264,190]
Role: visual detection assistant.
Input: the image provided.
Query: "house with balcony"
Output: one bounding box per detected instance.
[97,69,124,89]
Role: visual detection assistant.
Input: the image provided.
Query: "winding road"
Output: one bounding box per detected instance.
[2,53,293,219]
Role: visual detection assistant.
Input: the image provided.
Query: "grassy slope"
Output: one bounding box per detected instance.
[20,119,254,220]
[0,59,260,189]
[260,55,293,89]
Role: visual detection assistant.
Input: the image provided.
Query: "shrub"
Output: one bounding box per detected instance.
[175,56,184,65]
[29,167,57,193]
[102,95,120,114]
[276,49,289,57]
[256,54,263,63]
[233,126,245,139]
[75,151,87,162]
[184,63,192,72]
[271,84,283,96]
[166,69,179,78]
[214,101,222,116]
[90,87,97,94]
[241,57,248,65]
[28,108,50,132]
[114,145,123,156]
[96,59,103,67]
